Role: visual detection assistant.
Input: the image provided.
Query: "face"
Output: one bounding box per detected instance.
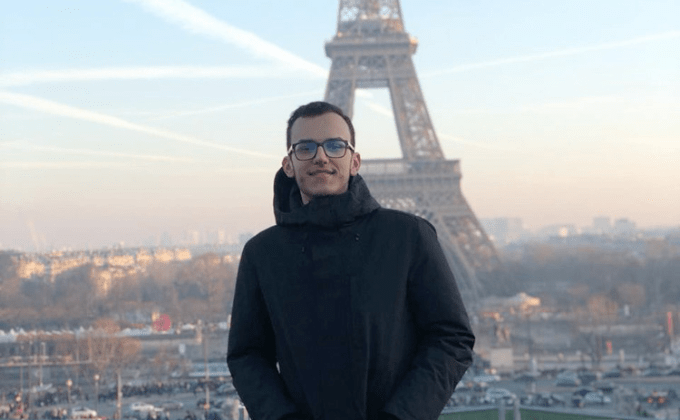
[282,112,361,205]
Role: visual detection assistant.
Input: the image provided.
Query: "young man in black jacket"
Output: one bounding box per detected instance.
[227,101,475,420]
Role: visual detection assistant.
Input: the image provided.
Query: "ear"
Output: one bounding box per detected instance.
[350,152,361,176]
[282,156,296,178]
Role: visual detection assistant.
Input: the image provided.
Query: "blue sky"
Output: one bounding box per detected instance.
[1,0,679,251]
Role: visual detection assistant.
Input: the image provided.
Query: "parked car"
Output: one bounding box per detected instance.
[667,368,680,376]
[543,393,566,407]
[485,387,516,404]
[129,407,165,420]
[125,402,164,419]
[215,383,236,396]
[641,391,673,408]
[211,399,225,409]
[621,366,641,376]
[555,375,580,387]
[522,393,561,407]
[204,410,224,420]
[513,372,537,383]
[643,367,667,377]
[70,406,98,418]
[577,370,601,385]
[592,381,618,393]
[572,386,596,397]
[129,402,156,412]
[472,373,501,383]
[157,401,184,411]
[583,392,611,405]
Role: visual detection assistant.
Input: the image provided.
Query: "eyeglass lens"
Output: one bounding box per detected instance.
[294,139,348,160]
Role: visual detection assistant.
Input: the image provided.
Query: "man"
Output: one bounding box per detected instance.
[227,101,475,420]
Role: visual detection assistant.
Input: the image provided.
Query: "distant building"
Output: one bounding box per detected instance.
[217,229,227,245]
[160,231,173,247]
[592,216,612,235]
[239,232,254,247]
[481,218,527,245]
[480,292,541,315]
[614,218,637,236]
[537,223,579,239]
[188,230,200,245]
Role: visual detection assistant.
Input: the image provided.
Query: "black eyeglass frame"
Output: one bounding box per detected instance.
[287,138,355,161]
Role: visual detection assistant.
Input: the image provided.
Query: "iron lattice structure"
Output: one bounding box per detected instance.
[324,0,499,302]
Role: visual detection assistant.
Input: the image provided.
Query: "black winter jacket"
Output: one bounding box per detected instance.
[227,169,475,420]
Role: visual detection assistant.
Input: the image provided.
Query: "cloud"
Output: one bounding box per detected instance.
[0,91,280,160]
[0,65,302,88]
[1,141,194,163]
[123,0,328,78]
[424,30,680,77]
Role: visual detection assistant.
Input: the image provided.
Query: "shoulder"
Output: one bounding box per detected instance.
[370,208,437,234]
[241,225,286,255]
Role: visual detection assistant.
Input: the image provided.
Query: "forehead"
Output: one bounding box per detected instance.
[290,112,351,143]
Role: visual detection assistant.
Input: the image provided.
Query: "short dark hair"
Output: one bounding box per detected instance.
[286,101,355,149]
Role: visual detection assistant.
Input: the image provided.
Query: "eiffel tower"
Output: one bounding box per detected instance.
[323,0,500,303]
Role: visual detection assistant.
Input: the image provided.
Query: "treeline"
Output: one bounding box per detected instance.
[0,252,237,330]
[493,238,680,315]
[2,237,679,330]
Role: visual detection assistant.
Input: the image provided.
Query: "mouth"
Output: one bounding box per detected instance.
[309,170,335,176]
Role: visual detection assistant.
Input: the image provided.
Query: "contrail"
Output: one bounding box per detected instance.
[122,0,328,78]
[1,141,195,163]
[424,30,680,77]
[438,133,519,153]
[0,91,280,160]
[364,102,393,117]
[0,161,137,169]
[149,89,324,120]
[0,65,300,88]
[150,88,380,121]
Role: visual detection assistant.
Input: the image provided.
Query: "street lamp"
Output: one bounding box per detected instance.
[15,394,22,418]
[93,374,100,414]
[202,321,210,414]
[66,378,73,413]
[19,343,25,395]
[39,342,46,387]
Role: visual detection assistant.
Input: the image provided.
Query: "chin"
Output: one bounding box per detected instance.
[304,186,347,200]
[310,193,336,200]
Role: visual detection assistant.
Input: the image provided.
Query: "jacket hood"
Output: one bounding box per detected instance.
[273,167,380,228]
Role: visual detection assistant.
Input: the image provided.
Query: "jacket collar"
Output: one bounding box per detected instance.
[273,168,380,228]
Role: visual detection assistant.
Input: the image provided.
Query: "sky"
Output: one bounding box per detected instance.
[1,0,679,251]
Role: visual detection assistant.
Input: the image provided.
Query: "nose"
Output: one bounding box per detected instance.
[313,145,330,163]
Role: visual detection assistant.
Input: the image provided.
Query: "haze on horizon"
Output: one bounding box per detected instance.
[1,0,679,251]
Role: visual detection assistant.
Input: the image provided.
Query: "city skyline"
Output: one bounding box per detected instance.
[2,1,679,250]
[2,212,669,254]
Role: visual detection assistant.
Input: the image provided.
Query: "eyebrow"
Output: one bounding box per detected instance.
[294,137,346,143]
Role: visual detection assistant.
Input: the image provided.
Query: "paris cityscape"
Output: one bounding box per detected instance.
[2,1,679,420]
[1,213,679,420]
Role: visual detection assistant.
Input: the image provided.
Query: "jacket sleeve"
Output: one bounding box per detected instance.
[382,218,475,420]
[227,243,301,420]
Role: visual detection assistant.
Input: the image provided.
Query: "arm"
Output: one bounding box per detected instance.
[227,245,300,420]
[383,219,475,420]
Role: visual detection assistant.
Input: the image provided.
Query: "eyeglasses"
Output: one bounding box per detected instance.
[287,138,354,161]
